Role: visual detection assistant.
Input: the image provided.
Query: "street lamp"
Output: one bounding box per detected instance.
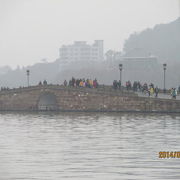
[163,63,167,93]
[26,69,30,87]
[119,64,123,88]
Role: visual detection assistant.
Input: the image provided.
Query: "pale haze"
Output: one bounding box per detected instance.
[0,0,179,68]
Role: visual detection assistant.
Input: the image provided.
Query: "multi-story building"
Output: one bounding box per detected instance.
[59,40,104,62]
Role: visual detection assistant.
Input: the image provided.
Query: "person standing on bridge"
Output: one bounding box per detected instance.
[154,86,159,98]
[64,80,67,86]
[171,88,177,99]
[118,80,121,90]
[43,80,47,85]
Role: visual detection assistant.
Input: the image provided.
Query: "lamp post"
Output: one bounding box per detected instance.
[163,63,167,93]
[26,70,30,87]
[119,64,123,89]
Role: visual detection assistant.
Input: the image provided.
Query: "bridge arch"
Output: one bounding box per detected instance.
[37,92,58,111]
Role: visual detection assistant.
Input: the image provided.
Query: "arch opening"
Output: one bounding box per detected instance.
[38,93,58,111]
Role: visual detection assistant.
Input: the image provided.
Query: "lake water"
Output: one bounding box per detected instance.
[0,112,180,180]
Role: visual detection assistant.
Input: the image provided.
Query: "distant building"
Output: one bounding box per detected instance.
[120,56,158,70]
[59,40,104,62]
[118,56,160,84]
[105,50,121,61]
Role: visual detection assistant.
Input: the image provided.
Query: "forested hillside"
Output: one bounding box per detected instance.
[123,18,180,64]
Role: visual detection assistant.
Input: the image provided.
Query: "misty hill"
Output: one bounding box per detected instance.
[123,17,180,64]
[0,18,180,89]
[0,60,60,88]
[0,66,12,75]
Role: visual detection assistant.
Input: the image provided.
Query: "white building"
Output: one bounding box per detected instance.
[59,40,104,62]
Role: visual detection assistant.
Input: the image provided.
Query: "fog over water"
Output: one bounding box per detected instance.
[0,0,179,67]
[0,0,179,89]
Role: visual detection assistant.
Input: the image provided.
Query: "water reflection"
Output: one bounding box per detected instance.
[0,112,180,179]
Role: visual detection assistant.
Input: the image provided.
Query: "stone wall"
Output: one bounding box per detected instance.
[0,85,180,112]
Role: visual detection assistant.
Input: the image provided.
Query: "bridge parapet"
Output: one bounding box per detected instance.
[0,85,179,112]
[0,85,137,97]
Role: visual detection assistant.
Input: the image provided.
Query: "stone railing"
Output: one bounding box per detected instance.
[0,84,137,97]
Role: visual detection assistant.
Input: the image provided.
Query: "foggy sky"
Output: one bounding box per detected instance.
[0,0,179,68]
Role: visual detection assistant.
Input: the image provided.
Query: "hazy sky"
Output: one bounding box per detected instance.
[0,0,179,68]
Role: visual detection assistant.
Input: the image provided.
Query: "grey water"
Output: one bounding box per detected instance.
[0,112,180,180]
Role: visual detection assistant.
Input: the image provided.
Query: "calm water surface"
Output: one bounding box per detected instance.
[0,112,180,180]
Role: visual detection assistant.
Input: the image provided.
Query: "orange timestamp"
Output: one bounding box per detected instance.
[159,151,180,158]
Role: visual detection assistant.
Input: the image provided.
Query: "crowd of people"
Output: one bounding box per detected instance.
[112,80,180,99]
[113,80,160,97]
[0,78,179,100]
[63,77,98,88]
[1,87,10,91]
[38,80,48,86]
[113,80,121,89]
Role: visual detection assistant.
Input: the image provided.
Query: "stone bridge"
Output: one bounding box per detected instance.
[0,85,180,112]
